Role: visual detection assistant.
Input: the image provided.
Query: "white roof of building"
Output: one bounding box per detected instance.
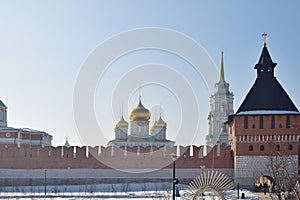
[0,127,48,134]
[237,110,300,115]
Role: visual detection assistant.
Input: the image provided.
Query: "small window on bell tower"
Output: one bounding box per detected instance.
[221,104,226,112]
[267,67,272,72]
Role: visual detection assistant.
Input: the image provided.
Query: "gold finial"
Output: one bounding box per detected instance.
[159,102,162,118]
[219,50,225,82]
[138,82,142,102]
[121,103,124,117]
[262,32,269,47]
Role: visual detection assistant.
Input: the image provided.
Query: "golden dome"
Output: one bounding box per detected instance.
[117,116,129,126]
[114,116,128,131]
[150,116,167,134]
[129,99,151,121]
[155,116,167,128]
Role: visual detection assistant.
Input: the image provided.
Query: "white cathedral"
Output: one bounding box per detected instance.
[108,96,175,147]
[206,51,234,147]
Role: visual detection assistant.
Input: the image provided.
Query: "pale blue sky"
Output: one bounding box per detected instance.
[0,1,299,146]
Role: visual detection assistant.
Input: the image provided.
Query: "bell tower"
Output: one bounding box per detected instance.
[228,37,300,189]
[206,51,234,147]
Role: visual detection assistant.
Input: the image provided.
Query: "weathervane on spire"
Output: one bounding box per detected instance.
[262,32,269,47]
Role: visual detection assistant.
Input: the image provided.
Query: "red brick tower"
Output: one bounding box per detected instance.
[228,39,300,189]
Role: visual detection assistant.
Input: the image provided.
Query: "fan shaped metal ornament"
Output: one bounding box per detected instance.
[182,170,235,200]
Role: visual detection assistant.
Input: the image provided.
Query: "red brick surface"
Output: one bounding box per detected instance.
[0,145,234,169]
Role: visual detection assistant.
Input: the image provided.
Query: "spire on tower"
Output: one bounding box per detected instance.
[121,103,124,117]
[219,51,225,82]
[254,35,277,78]
[236,39,299,113]
[159,102,162,118]
[64,137,71,148]
[262,32,269,47]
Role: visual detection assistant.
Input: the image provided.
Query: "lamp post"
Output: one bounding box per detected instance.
[44,169,47,195]
[170,153,178,200]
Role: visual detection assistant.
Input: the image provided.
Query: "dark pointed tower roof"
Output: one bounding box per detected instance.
[236,43,298,114]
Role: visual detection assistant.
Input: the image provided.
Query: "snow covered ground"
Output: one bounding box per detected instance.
[0,191,260,200]
[0,183,260,199]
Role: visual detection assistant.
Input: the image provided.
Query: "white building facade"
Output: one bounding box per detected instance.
[0,99,52,148]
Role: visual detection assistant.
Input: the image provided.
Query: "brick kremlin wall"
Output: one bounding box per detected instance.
[0,145,234,187]
[0,145,234,169]
[234,155,298,189]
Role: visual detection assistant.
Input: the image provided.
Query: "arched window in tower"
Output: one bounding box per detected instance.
[259,116,263,129]
[286,115,290,128]
[249,145,254,151]
[271,115,275,129]
[260,145,264,151]
[221,104,226,112]
[288,144,293,151]
[244,116,248,129]
[275,145,280,151]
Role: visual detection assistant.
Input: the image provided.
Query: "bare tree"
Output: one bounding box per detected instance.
[267,148,300,200]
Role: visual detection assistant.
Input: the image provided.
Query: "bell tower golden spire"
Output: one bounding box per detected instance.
[219,50,225,82]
